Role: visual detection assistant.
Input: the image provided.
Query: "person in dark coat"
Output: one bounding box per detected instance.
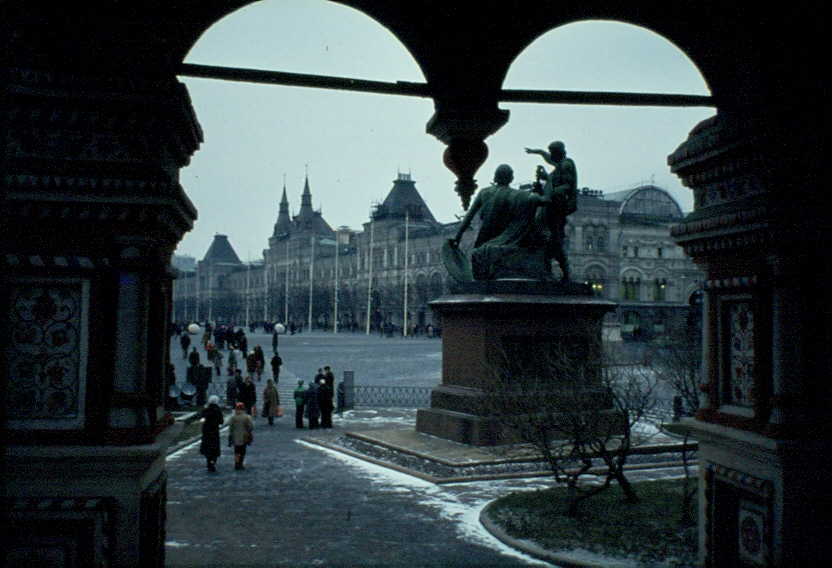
[237,374,257,416]
[180,332,191,359]
[271,352,282,383]
[293,379,306,429]
[318,378,335,429]
[304,380,321,429]
[226,375,238,408]
[200,395,224,473]
[188,346,200,367]
[323,365,335,407]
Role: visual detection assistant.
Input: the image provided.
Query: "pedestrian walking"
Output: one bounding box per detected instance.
[271,329,279,353]
[226,375,238,408]
[271,352,282,383]
[237,374,257,417]
[199,395,223,473]
[180,332,191,359]
[227,347,238,376]
[246,351,257,379]
[211,348,223,376]
[228,402,254,471]
[253,345,265,378]
[262,379,281,426]
[304,379,321,429]
[188,347,200,367]
[318,378,334,429]
[293,379,307,429]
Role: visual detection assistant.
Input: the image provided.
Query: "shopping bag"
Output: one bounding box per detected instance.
[276,405,284,418]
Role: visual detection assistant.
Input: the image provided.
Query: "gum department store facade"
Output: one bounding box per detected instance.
[172,172,704,337]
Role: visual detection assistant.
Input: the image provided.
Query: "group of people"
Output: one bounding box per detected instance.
[293,366,335,430]
[199,395,255,472]
[195,331,345,472]
[203,372,284,472]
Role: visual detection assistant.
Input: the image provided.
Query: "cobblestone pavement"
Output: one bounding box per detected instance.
[166,332,552,567]
[165,331,689,567]
[172,329,443,403]
[165,407,556,567]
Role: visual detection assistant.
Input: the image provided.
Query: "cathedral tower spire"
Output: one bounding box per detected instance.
[272,177,292,238]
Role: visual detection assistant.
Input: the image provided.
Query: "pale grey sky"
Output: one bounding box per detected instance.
[176,0,714,260]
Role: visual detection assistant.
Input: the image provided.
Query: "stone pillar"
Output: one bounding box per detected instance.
[4,65,200,567]
[670,115,832,566]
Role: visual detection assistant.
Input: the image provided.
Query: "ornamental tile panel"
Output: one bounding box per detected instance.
[7,279,89,429]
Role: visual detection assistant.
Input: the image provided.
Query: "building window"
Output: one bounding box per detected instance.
[622,246,628,257]
[585,269,606,298]
[633,246,639,258]
[657,247,663,258]
[653,278,667,301]
[621,277,641,301]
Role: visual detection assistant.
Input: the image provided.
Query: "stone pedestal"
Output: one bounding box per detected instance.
[5,424,181,567]
[416,281,615,446]
[686,419,831,566]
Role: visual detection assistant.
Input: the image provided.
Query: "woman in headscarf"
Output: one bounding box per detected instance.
[262,379,280,426]
[200,395,224,473]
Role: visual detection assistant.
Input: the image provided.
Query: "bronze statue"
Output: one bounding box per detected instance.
[525,141,577,281]
[444,164,551,281]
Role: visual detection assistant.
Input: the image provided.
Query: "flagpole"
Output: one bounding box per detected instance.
[245,254,251,327]
[365,220,374,335]
[403,212,409,337]
[263,251,269,323]
[308,235,314,333]
[334,229,339,334]
[284,238,290,326]
[207,259,214,325]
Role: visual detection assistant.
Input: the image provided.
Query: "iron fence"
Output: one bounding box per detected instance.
[351,385,432,408]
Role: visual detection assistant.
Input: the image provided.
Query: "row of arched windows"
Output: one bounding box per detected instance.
[620,277,669,301]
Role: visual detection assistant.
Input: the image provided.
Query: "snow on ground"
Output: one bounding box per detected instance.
[298,439,554,566]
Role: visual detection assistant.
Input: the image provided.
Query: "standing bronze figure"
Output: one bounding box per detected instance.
[525,141,577,281]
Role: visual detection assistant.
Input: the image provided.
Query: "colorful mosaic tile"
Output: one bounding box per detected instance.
[7,280,88,428]
[727,301,754,408]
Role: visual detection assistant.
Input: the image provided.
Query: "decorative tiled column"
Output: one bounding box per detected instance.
[4,66,200,567]
[670,116,831,566]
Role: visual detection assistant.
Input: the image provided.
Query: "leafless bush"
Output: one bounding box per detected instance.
[490,341,662,516]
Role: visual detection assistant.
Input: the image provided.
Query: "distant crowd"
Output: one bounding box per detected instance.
[177,322,339,473]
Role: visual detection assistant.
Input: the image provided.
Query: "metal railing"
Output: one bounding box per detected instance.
[351,385,432,408]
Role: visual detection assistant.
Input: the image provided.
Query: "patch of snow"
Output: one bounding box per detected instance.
[299,440,552,566]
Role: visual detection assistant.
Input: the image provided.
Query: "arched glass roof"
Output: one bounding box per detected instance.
[606,186,683,223]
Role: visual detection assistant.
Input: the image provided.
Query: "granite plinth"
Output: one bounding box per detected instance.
[416,288,616,446]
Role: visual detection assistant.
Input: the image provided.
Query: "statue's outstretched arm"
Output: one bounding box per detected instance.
[525,148,557,167]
